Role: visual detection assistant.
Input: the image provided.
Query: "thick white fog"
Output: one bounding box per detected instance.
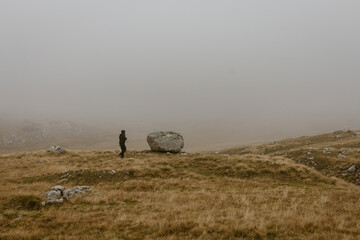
[1,0,360,151]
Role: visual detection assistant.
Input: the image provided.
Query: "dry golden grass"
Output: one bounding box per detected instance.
[222,130,360,185]
[0,149,360,240]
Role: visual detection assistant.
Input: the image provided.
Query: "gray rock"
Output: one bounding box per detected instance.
[45,190,62,200]
[48,146,65,154]
[346,165,357,173]
[147,131,184,153]
[63,186,90,199]
[47,198,64,204]
[51,185,65,192]
[355,132,360,136]
[338,153,347,158]
[45,185,90,204]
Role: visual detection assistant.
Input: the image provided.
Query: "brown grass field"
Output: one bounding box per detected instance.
[1,131,360,239]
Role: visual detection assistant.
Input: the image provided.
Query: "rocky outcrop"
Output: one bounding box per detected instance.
[43,185,90,205]
[147,131,184,153]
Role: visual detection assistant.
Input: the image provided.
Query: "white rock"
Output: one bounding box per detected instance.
[338,153,347,158]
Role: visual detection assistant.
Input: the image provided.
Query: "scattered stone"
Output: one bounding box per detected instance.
[58,178,68,183]
[180,152,187,156]
[340,149,350,155]
[147,131,184,153]
[84,168,89,171]
[14,215,22,221]
[48,146,65,154]
[346,165,357,173]
[109,170,116,175]
[354,132,360,136]
[215,152,219,154]
[336,135,341,139]
[338,153,347,158]
[38,159,45,163]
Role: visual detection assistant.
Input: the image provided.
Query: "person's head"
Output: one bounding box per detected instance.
[121,130,125,134]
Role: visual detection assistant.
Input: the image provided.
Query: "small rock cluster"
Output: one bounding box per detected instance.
[43,185,90,205]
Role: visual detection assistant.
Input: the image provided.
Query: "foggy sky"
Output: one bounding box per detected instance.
[1,0,360,150]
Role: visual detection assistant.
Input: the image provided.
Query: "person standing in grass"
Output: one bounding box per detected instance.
[119,130,127,158]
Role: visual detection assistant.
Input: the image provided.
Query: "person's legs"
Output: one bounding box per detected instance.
[120,145,126,158]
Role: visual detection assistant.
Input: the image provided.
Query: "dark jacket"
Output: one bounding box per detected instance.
[119,134,127,146]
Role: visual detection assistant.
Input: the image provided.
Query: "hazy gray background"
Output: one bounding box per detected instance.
[1,0,360,151]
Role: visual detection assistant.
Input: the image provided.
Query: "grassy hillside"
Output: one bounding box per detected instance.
[1,149,360,239]
[222,130,360,186]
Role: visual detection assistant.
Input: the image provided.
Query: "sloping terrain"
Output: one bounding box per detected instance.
[0,150,359,239]
[222,130,360,186]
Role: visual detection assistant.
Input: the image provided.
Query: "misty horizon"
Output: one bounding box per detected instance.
[1,0,360,152]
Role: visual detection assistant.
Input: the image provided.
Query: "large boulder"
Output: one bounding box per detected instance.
[48,146,65,154]
[147,131,184,153]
